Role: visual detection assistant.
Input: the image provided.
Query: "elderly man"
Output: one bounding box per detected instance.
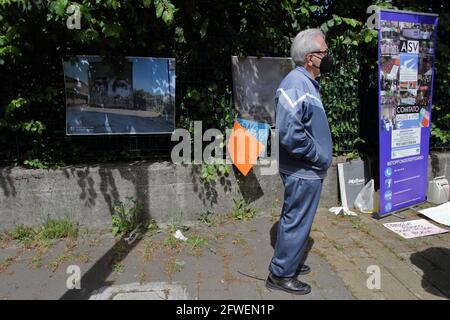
[266,28,334,295]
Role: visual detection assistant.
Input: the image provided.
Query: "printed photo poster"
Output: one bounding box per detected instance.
[231,56,295,125]
[378,10,438,216]
[63,56,176,135]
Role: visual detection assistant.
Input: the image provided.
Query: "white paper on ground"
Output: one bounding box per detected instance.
[418,202,450,227]
[329,206,358,216]
[383,219,449,239]
[173,230,188,241]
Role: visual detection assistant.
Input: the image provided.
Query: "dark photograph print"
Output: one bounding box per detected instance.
[63,56,176,135]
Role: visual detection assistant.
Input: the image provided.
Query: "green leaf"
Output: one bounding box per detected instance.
[300,7,308,15]
[342,17,360,28]
[175,27,186,43]
[103,23,122,38]
[155,4,163,18]
[162,10,172,24]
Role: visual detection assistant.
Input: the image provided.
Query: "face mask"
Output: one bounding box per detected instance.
[311,52,334,75]
[319,54,334,74]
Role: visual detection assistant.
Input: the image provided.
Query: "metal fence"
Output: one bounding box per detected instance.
[0,35,448,166]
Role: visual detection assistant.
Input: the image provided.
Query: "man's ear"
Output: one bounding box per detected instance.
[306,54,312,67]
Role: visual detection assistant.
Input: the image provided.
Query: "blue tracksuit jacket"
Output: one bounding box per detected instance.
[275,66,333,179]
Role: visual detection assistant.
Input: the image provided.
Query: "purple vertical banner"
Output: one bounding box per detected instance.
[378,9,438,217]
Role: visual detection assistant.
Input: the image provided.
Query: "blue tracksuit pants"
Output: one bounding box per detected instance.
[269,172,323,278]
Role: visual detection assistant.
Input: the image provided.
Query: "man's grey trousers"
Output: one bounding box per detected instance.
[269,172,323,278]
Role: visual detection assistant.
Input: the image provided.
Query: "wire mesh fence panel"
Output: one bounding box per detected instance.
[0,30,448,166]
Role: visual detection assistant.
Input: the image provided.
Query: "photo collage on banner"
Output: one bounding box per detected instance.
[380,20,434,139]
[378,10,438,216]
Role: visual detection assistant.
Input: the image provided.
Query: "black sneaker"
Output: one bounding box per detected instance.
[265,273,311,295]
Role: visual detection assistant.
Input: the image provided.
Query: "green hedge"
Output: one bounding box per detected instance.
[0,0,448,167]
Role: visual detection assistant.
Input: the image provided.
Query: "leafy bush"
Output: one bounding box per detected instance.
[11,225,36,244]
[201,163,231,183]
[111,197,143,236]
[0,0,448,166]
[231,197,257,221]
[11,218,78,245]
[38,218,78,240]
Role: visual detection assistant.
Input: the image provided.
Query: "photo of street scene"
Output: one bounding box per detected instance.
[380,39,401,56]
[400,89,417,105]
[381,92,401,106]
[399,22,434,40]
[381,20,400,39]
[63,56,175,135]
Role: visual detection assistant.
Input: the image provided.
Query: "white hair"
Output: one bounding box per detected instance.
[290,28,325,66]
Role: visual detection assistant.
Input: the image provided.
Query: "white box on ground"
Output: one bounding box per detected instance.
[427,176,449,205]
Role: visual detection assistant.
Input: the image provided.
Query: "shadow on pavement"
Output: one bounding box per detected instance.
[410,247,450,299]
[59,237,140,300]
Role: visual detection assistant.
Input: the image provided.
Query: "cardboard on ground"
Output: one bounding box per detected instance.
[418,202,450,227]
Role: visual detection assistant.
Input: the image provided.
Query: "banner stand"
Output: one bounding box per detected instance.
[372,203,425,220]
[377,9,439,218]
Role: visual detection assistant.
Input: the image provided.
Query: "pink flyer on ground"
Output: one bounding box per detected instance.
[383,219,450,239]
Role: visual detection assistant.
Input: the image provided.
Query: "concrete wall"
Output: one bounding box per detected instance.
[430,152,450,178]
[0,153,448,231]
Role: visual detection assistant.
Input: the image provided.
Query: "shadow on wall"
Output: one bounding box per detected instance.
[430,154,449,178]
[189,163,233,208]
[117,163,151,222]
[61,167,99,209]
[0,166,16,197]
[0,162,152,221]
[61,162,151,222]
[410,247,450,299]
[232,165,264,204]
